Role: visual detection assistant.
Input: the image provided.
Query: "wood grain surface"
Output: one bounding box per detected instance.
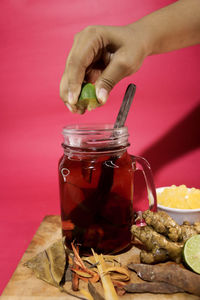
[1,215,199,300]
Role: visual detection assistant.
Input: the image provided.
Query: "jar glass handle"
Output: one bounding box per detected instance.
[131,155,157,225]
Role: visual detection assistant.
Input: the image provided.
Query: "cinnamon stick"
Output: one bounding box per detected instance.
[128,263,200,296]
[124,282,184,294]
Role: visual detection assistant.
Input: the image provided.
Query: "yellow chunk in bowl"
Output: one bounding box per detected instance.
[157,185,200,209]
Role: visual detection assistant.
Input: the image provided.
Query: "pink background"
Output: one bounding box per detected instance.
[0,0,199,293]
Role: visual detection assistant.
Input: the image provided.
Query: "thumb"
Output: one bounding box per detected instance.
[95,52,130,104]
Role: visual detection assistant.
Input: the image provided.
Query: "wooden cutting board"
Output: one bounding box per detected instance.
[1,215,199,300]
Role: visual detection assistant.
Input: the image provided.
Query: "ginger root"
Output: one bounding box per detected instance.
[142,210,200,242]
[131,224,183,263]
[131,210,200,264]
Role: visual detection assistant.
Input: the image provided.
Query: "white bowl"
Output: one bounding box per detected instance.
[156,187,200,225]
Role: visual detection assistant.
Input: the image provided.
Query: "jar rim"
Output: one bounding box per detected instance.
[62,123,129,150]
[62,123,128,134]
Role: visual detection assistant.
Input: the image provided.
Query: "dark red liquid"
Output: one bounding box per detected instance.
[58,150,133,255]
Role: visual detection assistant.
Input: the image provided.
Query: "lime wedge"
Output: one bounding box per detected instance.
[77,83,101,112]
[183,234,200,274]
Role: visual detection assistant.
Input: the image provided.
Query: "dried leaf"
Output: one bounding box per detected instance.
[46,239,66,284]
[24,240,87,299]
[92,249,119,300]
[24,239,66,287]
[72,269,93,278]
[83,255,120,267]
[104,266,130,281]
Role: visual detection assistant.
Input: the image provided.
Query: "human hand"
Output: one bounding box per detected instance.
[60,24,149,113]
[60,0,200,113]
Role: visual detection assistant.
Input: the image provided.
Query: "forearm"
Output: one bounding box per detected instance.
[130,0,200,55]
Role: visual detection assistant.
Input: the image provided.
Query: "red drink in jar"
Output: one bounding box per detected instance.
[58,124,157,255]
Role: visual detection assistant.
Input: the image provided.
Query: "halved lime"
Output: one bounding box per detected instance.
[183,234,200,274]
[77,83,101,112]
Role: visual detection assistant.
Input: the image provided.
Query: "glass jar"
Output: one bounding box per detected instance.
[58,124,157,255]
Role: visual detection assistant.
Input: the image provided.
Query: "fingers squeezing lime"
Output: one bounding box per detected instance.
[76,83,101,113]
[183,234,200,274]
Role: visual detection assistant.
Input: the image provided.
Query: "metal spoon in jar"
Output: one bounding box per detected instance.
[95,83,137,205]
[114,83,136,128]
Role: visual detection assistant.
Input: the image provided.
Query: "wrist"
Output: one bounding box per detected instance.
[127,20,155,57]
